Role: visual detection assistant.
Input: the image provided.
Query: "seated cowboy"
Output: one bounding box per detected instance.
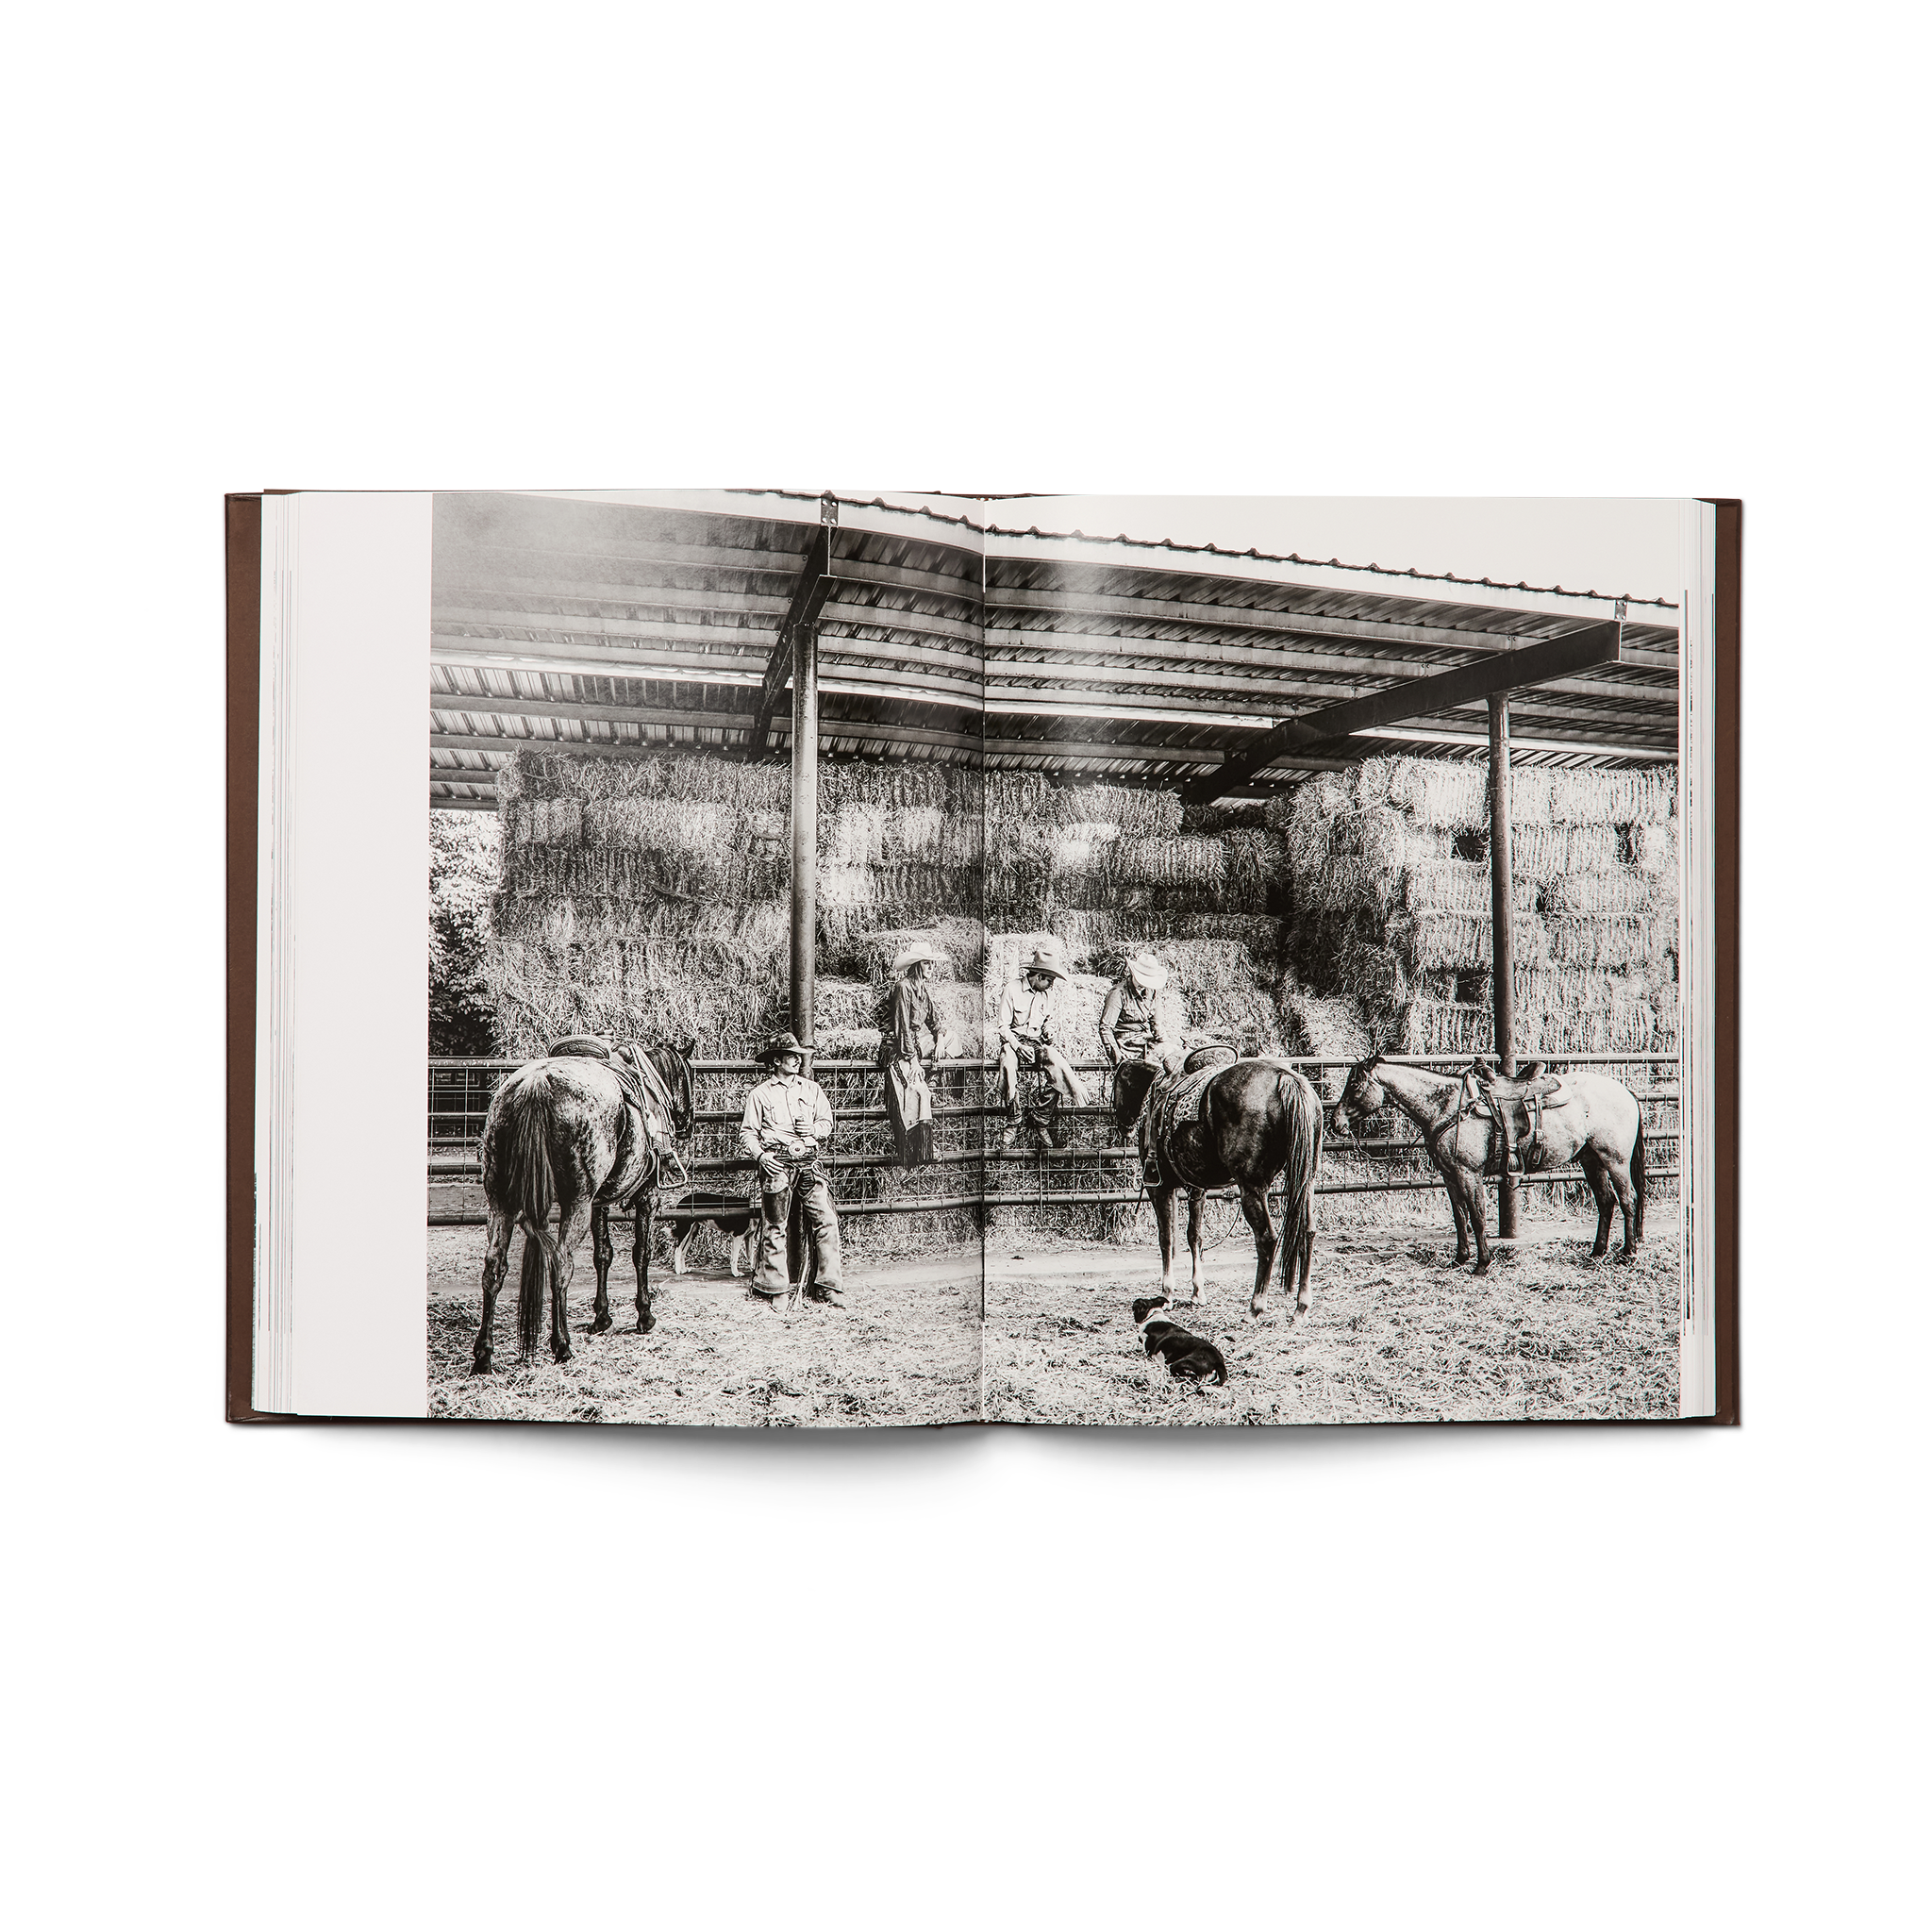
[738,1032,843,1307]
[881,939,959,1170]
[993,940,1089,1147]
[1099,951,1178,1071]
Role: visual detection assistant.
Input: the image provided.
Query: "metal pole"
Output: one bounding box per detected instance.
[1488,691,1518,1238]
[790,619,819,1060]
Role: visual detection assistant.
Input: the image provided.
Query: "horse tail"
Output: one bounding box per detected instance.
[504,1074,557,1357]
[1275,1071,1322,1299]
[1631,1116,1646,1241]
[517,1232,546,1357]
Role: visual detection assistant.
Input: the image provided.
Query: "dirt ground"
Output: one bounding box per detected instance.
[428,1196,1681,1426]
[427,1227,980,1426]
[985,1205,1683,1425]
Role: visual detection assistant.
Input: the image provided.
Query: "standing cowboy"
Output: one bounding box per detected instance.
[882,939,958,1169]
[738,1032,843,1307]
[1099,950,1176,1073]
[993,939,1088,1146]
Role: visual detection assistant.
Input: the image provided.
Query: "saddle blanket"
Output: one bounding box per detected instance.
[1141,1061,1224,1167]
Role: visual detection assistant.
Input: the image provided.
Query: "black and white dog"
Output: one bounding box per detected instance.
[1130,1297,1230,1387]
[668,1191,755,1277]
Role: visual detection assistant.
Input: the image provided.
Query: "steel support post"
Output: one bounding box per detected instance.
[1488,691,1518,1237]
[790,619,819,1060]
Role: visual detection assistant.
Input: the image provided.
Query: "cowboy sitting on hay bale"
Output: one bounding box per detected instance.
[1099,950,1179,1074]
[994,940,1089,1147]
[881,939,959,1169]
[738,1032,843,1307]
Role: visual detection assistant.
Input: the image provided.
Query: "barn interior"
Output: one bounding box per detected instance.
[426,489,1681,1244]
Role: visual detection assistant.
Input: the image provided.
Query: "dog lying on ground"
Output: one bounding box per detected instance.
[668,1191,754,1276]
[1130,1297,1230,1387]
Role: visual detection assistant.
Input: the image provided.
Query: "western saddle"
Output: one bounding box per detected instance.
[547,1034,682,1173]
[1460,1057,1565,1177]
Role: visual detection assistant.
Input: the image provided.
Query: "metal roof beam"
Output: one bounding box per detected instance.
[441,591,985,648]
[440,545,982,608]
[741,524,834,760]
[987,587,1678,666]
[1185,622,1625,802]
[986,625,1674,701]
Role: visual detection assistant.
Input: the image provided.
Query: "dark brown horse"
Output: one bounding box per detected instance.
[1330,1054,1645,1273]
[1141,1054,1324,1321]
[472,1040,696,1371]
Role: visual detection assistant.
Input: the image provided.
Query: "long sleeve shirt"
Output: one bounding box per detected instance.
[1099,980,1169,1061]
[995,978,1058,1049]
[889,976,941,1062]
[738,1074,835,1163]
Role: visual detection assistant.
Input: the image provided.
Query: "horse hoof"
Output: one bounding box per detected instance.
[637,1313,656,1334]
[552,1343,574,1364]
[472,1356,493,1375]
[590,1315,613,1335]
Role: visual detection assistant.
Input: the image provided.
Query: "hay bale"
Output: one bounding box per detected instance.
[1510,822,1624,881]
[815,976,884,1034]
[824,801,889,868]
[1543,765,1675,825]
[1221,828,1289,907]
[1541,870,1653,920]
[1053,973,1115,1058]
[814,761,972,816]
[845,918,986,984]
[1402,914,1493,973]
[930,981,986,1056]
[1402,859,1541,921]
[1101,835,1226,891]
[1389,759,1489,830]
[1336,935,1407,1020]
[815,1025,882,1059]
[1179,799,1266,836]
[1074,912,1287,975]
[1545,917,1663,971]
[582,796,733,854]
[502,745,788,812]
[1399,999,1491,1058]
[816,863,875,911]
[1059,784,1181,837]
[1277,981,1374,1060]
[1631,819,1677,875]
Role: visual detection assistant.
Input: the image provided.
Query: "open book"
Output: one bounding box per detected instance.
[228,490,1739,1425]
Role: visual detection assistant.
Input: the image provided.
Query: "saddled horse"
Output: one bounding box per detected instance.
[1140,1050,1324,1322]
[472,1038,697,1372]
[1330,1054,1645,1274]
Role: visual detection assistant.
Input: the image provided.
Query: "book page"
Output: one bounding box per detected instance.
[256,491,432,1417]
[423,490,988,1424]
[973,495,1700,1422]
[262,490,1709,1424]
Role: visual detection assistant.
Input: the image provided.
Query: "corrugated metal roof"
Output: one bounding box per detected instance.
[428,491,1677,810]
[738,489,1678,610]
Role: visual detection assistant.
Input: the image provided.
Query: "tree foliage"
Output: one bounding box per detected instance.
[430,810,502,1056]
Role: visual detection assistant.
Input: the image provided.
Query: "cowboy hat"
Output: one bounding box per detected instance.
[1124,950,1169,991]
[1022,941,1068,983]
[758,1030,808,1066]
[891,938,944,976]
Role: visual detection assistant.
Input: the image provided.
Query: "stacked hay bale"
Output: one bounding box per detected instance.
[484,748,988,1060]
[484,751,794,1056]
[1274,756,1678,1058]
[983,775,1292,1056]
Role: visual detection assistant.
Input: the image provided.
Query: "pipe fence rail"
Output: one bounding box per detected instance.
[429,1051,1678,1224]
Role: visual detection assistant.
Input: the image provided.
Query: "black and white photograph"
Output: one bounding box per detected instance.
[425,490,1691,1424]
